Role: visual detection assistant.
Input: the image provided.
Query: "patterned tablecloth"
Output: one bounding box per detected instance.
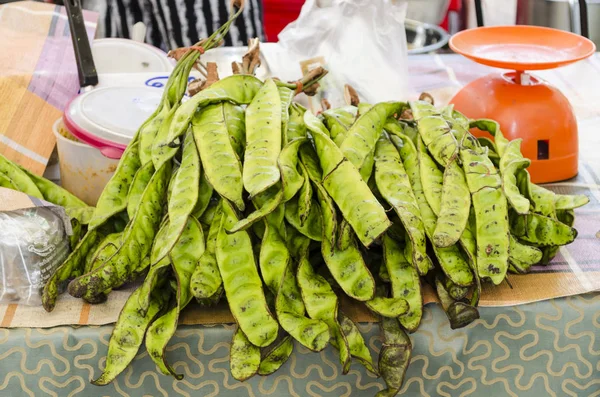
[1,54,599,396]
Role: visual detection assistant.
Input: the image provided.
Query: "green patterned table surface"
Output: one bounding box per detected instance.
[1,293,598,397]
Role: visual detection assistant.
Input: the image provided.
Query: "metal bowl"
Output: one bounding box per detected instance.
[406,19,450,55]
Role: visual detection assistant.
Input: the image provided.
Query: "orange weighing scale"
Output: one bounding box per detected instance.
[448,4,596,183]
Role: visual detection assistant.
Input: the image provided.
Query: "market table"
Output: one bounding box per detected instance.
[1,53,599,397]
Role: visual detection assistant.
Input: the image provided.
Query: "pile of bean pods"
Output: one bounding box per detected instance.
[0,6,590,395]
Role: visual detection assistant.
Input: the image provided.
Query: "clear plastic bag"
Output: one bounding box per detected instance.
[0,207,70,306]
[277,0,410,109]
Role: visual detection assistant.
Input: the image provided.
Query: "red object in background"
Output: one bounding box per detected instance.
[262,0,304,42]
[440,0,462,33]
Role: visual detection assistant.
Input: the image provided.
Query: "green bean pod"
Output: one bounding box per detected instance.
[223,102,246,160]
[383,235,422,332]
[146,217,204,378]
[275,259,330,351]
[191,173,214,219]
[286,103,308,142]
[417,138,443,216]
[322,158,392,247]
[92,286,168,385]
[278,86,295,144]
[17,165,87,208]
[510,212,577,246]
[296,256,351,373]
[191,203,223,300]
[127,161,155,219]
[365,296,409,318]
[84,232,122,274]
[508,235,542,273]
[42,230,100,312]
[151,105,180,170]
[193,103,245,211]
[164,74,264,148]
[461,148,510,285]
[376,317,412,397]
[340,102,403,180]
[0,173,17,191]
[433,159,471,248]
[411,101,458,166]
[258,335,294,376]
[297,164,313,225]
[337,312,377,374]
[230,327,261,381]
[166,134,201,250]
[284,195,322,241]
[89,140,141,229]
[434,275,480,330]
[322,105,358,146]
[0,153,43,198]
[316,181,376,301]
[393,134,472,285]
[497,139,531,214]
[374,135,432,275]
[303,111,344,176]
[216,201,279,347]
[139,105,169,166]
[469,119,509,156]
[226,185,282,233]
[554,194,589,210]
[68,162,170,298]
[243,78,283,197]
[278,138,307,202]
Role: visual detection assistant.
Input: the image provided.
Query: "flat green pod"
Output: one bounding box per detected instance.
[510,212,577,246]
[554,194,589,210]
[376,317,412,397]
[68,162,171,299]
[227,185,283,233]
[340,102,403,180]
[258,335,294,376]
[296,256,351,373]
[337,312,377,374]
[365,296,409,318]
[216,201,279,347]
[191,204,223,300]
[304,111,344,177]
[499,139,530,214]
[322,105,358,146]
[243,78,282,197]
[89,139,141,229]
[434,276,480,330]
[230,328,261,381]
[166,74,264,146]
[284,195,322,242]
[193,103,245,211]
[126,161,156,220]
[92,287,168,385]
[417,138,443,216]
[383,235,422,332]
[278,138,307,202]
[374,135,432,275]
[223,102,246,159]
[433,159,471,248]
[411,101,458,166]
[0,153,43,198]
[286,103,308,142]
[316,183,376,301]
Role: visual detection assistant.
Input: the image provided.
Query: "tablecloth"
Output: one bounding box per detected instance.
[1,53,599,396]
[1,294,598,397]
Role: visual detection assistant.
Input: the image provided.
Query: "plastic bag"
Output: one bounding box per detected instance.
[0,207,70,306]
[277,0,409,109]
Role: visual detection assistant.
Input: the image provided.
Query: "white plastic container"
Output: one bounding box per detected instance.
[52,118,119,206]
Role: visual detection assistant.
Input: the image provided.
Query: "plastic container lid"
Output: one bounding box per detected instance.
[63,86,162,159]
[92,38,174,74]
